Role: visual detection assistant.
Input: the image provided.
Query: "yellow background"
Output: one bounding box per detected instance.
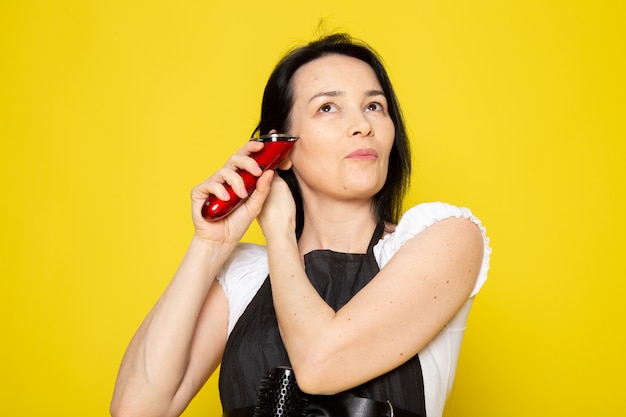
[1,1,624,416]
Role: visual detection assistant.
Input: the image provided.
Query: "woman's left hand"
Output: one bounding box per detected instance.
[257,170,297,243]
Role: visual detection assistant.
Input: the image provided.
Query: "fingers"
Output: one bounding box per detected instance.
[234,138,264,159]
[194,141,266,202]
[252,169,275,197]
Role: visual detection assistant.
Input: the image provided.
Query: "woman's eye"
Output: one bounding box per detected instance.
[319,103,338,113]
[366,102,384,112]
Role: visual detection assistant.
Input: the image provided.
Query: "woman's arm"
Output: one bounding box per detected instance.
[110,238,232,417]
[111,141,275,417]
[260,189,484,395]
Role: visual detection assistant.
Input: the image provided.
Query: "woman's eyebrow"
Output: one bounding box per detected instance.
[308,91,343,102]
[366,89,386,97]
[308,89,386,102]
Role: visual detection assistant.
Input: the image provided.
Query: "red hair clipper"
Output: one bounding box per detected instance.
[201,133,298,221]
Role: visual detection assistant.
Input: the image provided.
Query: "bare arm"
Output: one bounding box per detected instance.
[110,238,232,417]
[111,141,275,417]
[259,182,484,394]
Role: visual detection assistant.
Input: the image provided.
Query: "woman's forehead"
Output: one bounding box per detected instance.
[291,55,382,99]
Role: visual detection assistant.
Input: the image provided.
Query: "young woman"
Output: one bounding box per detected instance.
[111,33,491,417]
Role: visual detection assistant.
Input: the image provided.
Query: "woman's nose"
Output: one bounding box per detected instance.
[348,111,373,138]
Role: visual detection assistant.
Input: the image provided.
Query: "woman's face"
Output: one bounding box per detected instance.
[286,54,395,203]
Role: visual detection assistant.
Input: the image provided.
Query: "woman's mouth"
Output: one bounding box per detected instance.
[346,148,379,160]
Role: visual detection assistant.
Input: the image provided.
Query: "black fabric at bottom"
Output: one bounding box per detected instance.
[223,393,423,417]
[219,222,427,416]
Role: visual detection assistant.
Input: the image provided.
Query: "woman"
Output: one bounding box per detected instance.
[111,33,490,417]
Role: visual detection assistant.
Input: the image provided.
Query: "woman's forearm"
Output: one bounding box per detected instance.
[265,233,338,387]
[267,217,484,396]
[111,237,234,417]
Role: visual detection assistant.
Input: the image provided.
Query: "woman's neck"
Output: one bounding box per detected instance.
[297,198,378,255]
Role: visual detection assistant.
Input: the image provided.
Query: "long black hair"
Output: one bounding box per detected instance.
[254,33,411,238]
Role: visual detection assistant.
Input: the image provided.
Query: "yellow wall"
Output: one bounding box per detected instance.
[1,1,624,416]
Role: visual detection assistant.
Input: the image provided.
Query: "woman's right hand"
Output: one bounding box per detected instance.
[190,139,275,245]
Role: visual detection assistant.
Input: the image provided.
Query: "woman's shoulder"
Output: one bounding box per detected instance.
[375,202,491,297]
[399,201,482,228]
[386,202,488,243]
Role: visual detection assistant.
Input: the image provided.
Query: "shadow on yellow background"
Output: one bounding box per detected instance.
[1,1,624,416]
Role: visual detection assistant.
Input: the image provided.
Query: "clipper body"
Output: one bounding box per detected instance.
[202,134,298,221]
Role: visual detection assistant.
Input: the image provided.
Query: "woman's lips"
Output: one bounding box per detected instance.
[345,148,378,160]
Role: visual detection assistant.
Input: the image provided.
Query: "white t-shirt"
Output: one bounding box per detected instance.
[217,202,491,417]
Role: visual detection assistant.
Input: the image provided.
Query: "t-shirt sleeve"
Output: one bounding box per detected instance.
[373,202,491,297]
[216,242,269,335]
